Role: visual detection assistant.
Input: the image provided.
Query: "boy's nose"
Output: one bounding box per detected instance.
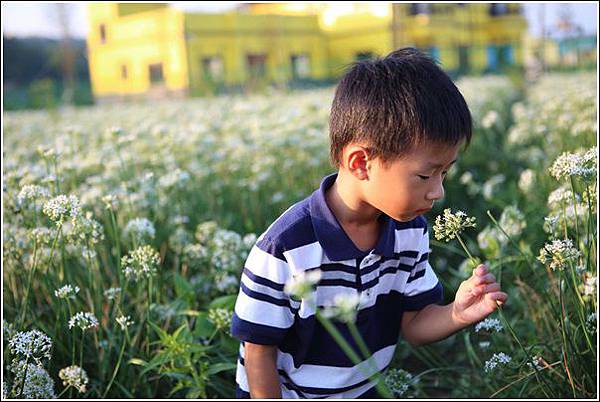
[427,183,445,201]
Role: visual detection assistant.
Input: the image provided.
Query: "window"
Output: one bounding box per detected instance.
[99,24,106,44]
[246,54,267,78]
[201,56,224,81]
[149,63,164,84]
[489,3,509,17]
[409,4,432,15]
[121,64,128,80]
[355,51,374,61]
[457,46,470,73]
[290,54,310,78]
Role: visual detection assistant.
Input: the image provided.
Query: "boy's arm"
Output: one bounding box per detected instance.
[244,342,282,398]
[401,264,508,346]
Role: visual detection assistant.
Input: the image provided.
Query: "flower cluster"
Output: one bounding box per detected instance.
[549,146,597,182]
[433,209,477,242]
[116,315,134,330]
[54,284,80,300]
[537,239,580,271]
[384,368,414,397]
[8,329,53,364]
[121,245,161,281]
[8,360,56,399]
[208,308,233,332]
[103,287,122,300]
[484,352,512,373]
[58,365,89,393]
[68,312,99,331]
[474,318,503,333]
[321,293,367,323]
[284,269,322,300]
[124,217,156,244]
[17,184,50,208]
[42,194,81,225]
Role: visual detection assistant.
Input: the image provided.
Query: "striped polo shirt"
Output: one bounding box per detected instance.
[231,172,444,398]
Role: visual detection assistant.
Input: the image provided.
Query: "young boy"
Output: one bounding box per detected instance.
[231,47,508,398]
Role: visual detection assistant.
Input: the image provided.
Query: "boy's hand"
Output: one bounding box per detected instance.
[451,264,508,326]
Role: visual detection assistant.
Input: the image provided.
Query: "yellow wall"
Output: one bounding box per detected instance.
[184,12,327,90]
[86,4,188,97]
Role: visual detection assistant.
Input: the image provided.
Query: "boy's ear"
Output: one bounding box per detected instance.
[345,145,370,180]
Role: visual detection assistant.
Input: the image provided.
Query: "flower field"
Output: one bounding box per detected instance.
[2,72,597,398]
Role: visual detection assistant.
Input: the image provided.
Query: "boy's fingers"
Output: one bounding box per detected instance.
[472,273,496,286]
[473,264,487,277]
[487,291,508,304]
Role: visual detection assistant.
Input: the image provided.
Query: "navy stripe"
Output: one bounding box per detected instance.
[401,281,444,311]
[393,250,420,260]
[243,267,285,291]
[239,356,387,396]
[318,278,358,288]
[317,263,356,275]
[240,281,295,309]
[416,252,429,264]
[231,312,291,345]
[407,269,426,283]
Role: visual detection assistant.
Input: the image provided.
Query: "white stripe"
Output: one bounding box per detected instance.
[403,261,439,297]
[241,273,289,302]
[283,241,324,274]
[234,289,294,329]
[319,269,356,283]
[245,244,291,285]
[322,253,356,267]
[237,344,395,396]
[393,227,423,253]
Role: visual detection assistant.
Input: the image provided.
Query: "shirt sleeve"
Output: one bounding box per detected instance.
[231,236,296,345]
[401,222,444,311]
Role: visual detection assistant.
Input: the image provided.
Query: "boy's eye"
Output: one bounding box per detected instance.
[418,171,448,180]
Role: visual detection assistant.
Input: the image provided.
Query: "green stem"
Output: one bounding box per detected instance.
[19,240,39,328]
[103,329,129,398]
[80,331,85,369]
[315,312,393,398]
[455,234,478,267]
[486,210,536,268]
[569,177,581,246]
[557,271,577,397]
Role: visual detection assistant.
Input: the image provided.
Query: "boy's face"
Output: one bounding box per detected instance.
[360,141,462,222]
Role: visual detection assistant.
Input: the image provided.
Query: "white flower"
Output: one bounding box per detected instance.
[124,217,155,243]
[42,194,81,225]
[121,245,161,282]
[583,274,597,296]
[103,287,122,300]
[526,355,544,371]
[9,360,56,399]
[208,308,233,332]
[481,110,499,129]
[54,284,80,300]
[101,194,119,210]
[17,185,50,206]
[498,206,526,238]
[384,368,413,397]
[321,292,367,323]
[433,208,477,242]
[284,269,322,299]
[537,239,580,271]
[518,169,535,193]
[484,352,512,373]
[116,315,134,330]
[474,318,503,333]
[58,365,89,393]
[8,329,53,364]
[547,186,580,210]
[68,312,99,331]
[549,147,597,182]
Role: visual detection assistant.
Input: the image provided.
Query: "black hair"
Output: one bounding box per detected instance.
[329,47,472,169]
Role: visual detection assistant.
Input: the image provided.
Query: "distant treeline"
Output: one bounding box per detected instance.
[3,36,94,110]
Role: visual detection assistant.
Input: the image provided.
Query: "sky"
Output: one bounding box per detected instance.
[1,2,598,39]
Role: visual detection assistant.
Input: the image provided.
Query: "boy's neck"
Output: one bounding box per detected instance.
[324,171,383,231]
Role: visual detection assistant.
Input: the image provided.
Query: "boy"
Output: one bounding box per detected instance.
[231,48,508,398]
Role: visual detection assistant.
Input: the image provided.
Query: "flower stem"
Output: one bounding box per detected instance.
[103,329,129,398]
[315,312,393,398]
[19,240,39,329]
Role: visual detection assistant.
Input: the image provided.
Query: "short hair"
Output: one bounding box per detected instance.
[329,47,472,169]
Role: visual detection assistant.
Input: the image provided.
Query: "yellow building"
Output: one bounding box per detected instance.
[86,3,528,100]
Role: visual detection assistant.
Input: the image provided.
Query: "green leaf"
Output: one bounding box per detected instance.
[208,294,237,309]
[207,362,237,376]
[193,312,215,339]
[128,357,147,366]
[174,273,194,303]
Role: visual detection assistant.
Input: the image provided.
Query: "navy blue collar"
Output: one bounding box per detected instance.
[309,172,396,261]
